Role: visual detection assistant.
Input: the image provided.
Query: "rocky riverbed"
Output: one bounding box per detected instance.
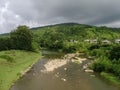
[41,52,94,74]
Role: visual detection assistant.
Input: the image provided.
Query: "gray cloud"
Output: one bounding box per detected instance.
[1,0,120,34]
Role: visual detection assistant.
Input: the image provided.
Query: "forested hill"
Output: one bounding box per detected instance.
[32,23,120,42]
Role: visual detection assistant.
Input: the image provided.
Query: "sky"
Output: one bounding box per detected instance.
[1,0,120,34]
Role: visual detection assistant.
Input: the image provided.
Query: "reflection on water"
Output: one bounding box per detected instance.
[11,50,120,90]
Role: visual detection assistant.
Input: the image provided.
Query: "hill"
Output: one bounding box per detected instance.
[32,23,120,39]
[32,23,120,50]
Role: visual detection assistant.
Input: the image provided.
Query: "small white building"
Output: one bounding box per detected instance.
[115,39,120,44]
[102,40,111,44]
[84,39,98,44]
[84,39,90,43]
[90,39,98,44]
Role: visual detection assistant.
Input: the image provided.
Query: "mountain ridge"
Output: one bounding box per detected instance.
[31,22,120,30]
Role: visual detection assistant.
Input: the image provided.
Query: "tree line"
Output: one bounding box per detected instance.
[0,25,38,52]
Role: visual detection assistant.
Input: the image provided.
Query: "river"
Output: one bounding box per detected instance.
[10,50,120,90]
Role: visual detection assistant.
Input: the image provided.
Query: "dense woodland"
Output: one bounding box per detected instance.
[0,23,120,80]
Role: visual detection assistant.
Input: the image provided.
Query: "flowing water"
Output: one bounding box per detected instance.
[10,50,120,90]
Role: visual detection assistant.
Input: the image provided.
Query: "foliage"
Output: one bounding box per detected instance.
[101,72,120,85]
[32,23,120,52]
[109,45,120,61]
[91,57,112,72]
[0,25,39,52]
[10,26,34,51]
[89,44,100,50]
[91,45,120,79]
[0,37,12,51]
[62,42,80,53]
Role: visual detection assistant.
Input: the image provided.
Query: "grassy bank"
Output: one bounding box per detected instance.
[0,50,41,90]
[100,72,120,86]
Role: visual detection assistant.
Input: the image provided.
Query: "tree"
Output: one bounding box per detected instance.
[10,25,34,51]
[0,37,12,51]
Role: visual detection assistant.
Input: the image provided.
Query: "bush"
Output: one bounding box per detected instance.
[31,41,40,52]
[112,64,120,78]
[91,57,112,72]
[109,45,120,61]
[90,49,105,57]
[89,44,100,50]
[0,37,12,51]
[92,62,105,72]
[62,42,79,53]
[0,26,39,52]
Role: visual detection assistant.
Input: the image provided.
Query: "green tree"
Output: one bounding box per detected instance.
[0,37,12,51]
[10,25,34,51]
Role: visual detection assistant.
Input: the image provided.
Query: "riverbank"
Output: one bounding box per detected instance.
[76,53,120,86]
[100,72,120,86]
[0,50,41,90]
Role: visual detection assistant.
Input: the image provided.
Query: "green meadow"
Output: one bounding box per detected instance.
[0,50,41,90]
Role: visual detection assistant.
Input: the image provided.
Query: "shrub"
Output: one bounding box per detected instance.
[92,61,105,72]
[63,42,79,53]
[89,44,100,50]
[91,57,112,72]
[112,64,120,78]
[0,37,12,51]
[31,41,40,52]
[109,45,120,61]
[90,49,105,57]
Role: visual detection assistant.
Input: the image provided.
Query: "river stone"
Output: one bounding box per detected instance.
[85,69,94,73]
[64,68,67,70]
[61,78,66,81]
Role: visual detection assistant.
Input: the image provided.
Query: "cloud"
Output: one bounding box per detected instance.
[0,0,120,34]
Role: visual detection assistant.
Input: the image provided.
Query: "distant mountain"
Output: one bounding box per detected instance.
[31,22,92,30]
[31,22,120,33]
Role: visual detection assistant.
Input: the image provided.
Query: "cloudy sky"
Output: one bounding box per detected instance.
[0,0,120,34]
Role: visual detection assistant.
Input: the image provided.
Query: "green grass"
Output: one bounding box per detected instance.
[101,72,120,86]
[0,50,41,90]
[0,55,14,62]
